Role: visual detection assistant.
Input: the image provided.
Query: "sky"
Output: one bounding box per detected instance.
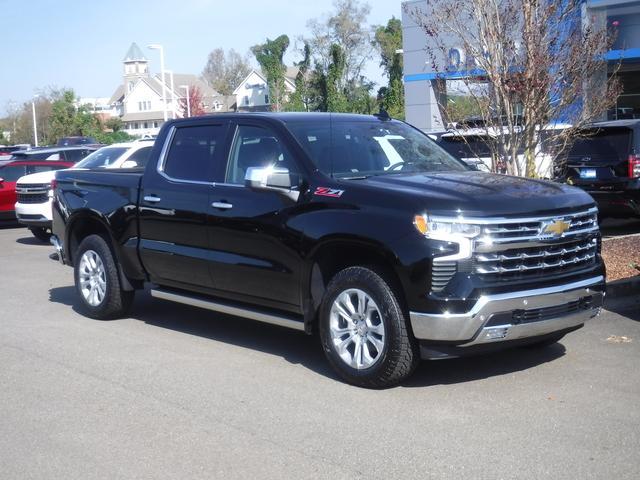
[1,0,402,115]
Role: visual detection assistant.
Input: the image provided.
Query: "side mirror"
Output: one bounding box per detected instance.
[0,177,4,184]
[245,166,300,201]
[121,160,138,168]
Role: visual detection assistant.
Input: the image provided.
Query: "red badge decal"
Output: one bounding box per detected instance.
[314,187,344,198]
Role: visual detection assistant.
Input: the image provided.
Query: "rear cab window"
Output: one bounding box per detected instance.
[162,124,227,182]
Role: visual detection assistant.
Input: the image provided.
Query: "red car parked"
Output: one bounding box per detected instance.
[0,161,74,221]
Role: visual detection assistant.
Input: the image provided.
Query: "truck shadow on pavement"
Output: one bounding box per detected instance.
[49,286,568,388]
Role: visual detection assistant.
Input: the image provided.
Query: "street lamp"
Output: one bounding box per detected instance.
[147,44,168,122]
[164,69,177,119]
[180,85,191,117]
[31,94,39,147]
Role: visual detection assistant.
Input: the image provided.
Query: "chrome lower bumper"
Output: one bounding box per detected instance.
[50,235,65,265]
[410,276,605,346]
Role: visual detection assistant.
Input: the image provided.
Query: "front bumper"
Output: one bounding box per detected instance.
[15,200,53,227]
[410,276,604,347]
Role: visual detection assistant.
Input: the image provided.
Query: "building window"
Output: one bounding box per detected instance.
[133,122,139,129]
[143,122,148,129]
[265,95,269,104]
[153,121,158,128]
[243,95,250,106]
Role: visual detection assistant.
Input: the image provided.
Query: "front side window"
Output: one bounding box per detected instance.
[288,120,467,178]
[163,125,225,182]
[225,125,298,185]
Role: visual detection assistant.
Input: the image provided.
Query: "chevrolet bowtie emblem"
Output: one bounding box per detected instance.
[543,219,570,236]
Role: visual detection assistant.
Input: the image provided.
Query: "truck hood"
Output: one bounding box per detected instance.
[352,171,594,216]
[16,170,59,185]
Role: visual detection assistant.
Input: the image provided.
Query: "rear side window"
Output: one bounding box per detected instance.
[163,125,225,182]
[63,149,93,163]
[0,164,28,181]
[127,146,153,168]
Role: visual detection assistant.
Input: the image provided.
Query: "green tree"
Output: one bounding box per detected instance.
[374,17,404,119]
[285,43,312,112]
[105,117,123,132]
[324,44,349,112]
[48,89,100,142]
[251,35,290,112]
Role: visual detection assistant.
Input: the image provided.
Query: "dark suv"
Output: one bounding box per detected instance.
[555,120,640,218]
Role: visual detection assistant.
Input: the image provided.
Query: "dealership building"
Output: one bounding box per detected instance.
[402,0,640,131]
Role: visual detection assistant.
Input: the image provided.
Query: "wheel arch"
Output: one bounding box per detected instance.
[302,237,407,333]
[65,210,136,291]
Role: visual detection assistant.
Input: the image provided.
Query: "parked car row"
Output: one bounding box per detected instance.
[433,120,640,220]
[0,141,154,241]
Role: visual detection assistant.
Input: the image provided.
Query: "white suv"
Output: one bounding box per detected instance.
[15,141,154,242]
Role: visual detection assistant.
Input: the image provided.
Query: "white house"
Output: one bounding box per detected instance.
[108,43,224,136]
[233,68,298,112]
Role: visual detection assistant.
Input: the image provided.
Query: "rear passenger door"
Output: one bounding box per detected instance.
[207,122,304,311]
[138,121,229,289]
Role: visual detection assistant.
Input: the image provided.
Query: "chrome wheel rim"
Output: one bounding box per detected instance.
[329,288,385,369]
[78,250,107,307]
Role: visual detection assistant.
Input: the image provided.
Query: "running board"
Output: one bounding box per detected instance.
[150,289,305,331]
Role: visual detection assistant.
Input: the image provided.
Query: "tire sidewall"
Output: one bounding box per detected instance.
[319,267,408,385]
[74,235,114,318]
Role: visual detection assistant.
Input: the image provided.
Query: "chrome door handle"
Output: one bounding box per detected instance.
[143,195,162,203]
[211,202,233,210]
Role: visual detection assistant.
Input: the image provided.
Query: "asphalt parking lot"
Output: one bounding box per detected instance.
[1,225,639,479]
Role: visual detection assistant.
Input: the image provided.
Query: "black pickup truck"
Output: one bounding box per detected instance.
[51,113,605,388]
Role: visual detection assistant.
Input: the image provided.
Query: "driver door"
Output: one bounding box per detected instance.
[207,122,303,311]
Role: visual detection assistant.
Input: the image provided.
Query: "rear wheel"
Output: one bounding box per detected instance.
[319,266,419,388]
[29,227,51,243]
[74,234,134,319]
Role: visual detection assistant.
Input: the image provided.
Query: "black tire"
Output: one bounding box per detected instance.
[319,266,419,388]
[520,332,566,349]
[73,234,134,320]
[30,227,51,243]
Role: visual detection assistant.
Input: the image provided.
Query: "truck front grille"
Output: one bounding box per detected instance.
[16,183,50,204]
[477,208,598,243]
[470,207,599,283]
[475,238,597,279]
[17,193,49,203]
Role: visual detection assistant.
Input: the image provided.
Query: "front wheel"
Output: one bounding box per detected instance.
[319,266,419,388]
[29,227,51,243]
[74,234,134,319]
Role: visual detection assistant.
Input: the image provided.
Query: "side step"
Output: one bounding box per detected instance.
[150,288,305,332]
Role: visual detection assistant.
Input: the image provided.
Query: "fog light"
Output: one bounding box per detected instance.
[484,327,509,340]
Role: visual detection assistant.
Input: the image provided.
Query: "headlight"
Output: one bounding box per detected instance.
[413,214,481,239]
[413,214,481,261]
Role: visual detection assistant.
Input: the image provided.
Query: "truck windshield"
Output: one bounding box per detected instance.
[288,120,468,178]
[74,147,129,168]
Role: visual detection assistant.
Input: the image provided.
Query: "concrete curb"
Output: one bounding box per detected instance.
[606,276,640,299]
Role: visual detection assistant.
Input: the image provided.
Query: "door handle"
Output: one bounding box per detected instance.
[211,201,233,210]
[144,195,162,203]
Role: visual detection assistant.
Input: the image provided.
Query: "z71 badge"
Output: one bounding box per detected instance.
[314,187,345,198]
